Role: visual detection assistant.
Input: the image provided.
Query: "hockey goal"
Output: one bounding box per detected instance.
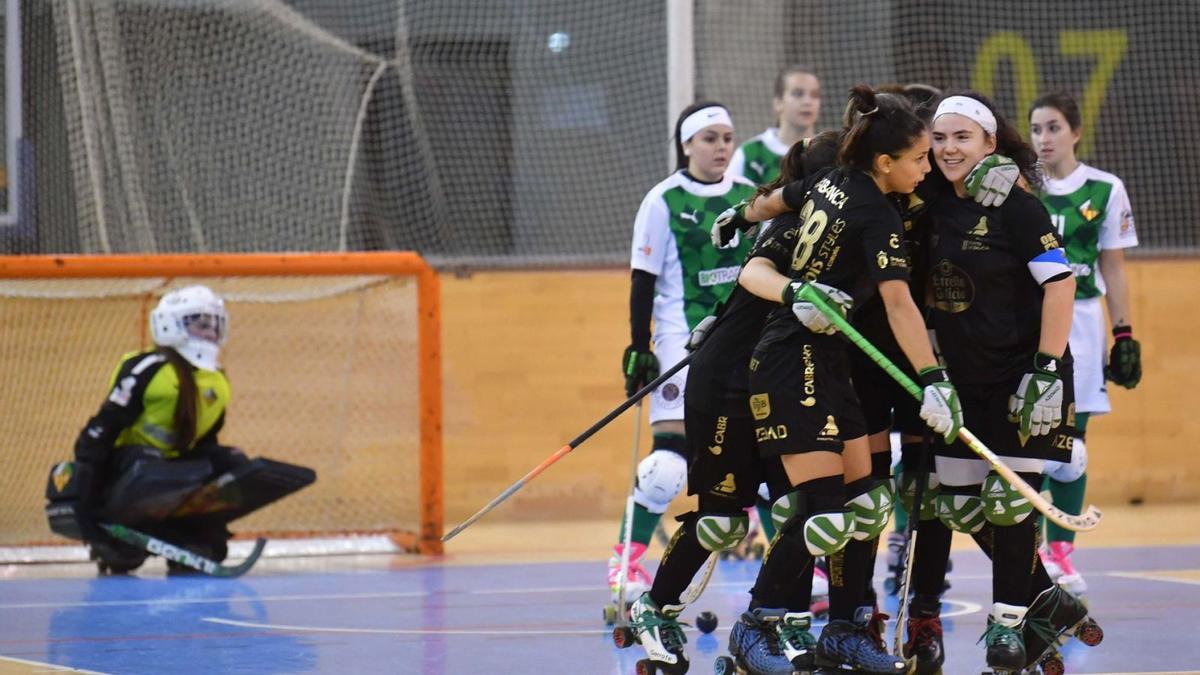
[0,252,442,557]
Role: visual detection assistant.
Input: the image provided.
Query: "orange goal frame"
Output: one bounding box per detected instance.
[0,252,443,555]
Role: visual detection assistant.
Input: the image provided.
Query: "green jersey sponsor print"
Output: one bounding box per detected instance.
[1039,164,1136,300]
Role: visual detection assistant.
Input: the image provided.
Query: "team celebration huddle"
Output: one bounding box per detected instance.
[608,67,1139,675]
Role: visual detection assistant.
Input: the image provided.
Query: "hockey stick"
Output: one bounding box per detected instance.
[892,431,931,658]
[101,523,266,578]
[796,284,1101,532]
[442,352,695,542]
[615,400,643,622]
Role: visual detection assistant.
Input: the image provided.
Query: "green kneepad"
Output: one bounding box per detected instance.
[934,493,986,534]
[847,481,893,541]
[696,514,750,552]
[980,474,1034,525]
[769,492,800,534]
[803,511,854,556]
[897,471,939,520]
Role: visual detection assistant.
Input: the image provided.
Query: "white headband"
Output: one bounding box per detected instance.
[933,96,997,136]
[680,106,733,143]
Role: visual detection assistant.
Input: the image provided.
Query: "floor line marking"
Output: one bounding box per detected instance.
[1107,571,1200,586]
[0,590,428,610]
[0,653,108,673]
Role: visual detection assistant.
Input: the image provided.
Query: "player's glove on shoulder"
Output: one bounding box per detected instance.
[711,200,752,249]
[1105,325,1141,389]
[965,154,1019,208]
[622,345,660,398]
[782,281,852,335]
[1009,352,1065,441]
[918,366,962,443]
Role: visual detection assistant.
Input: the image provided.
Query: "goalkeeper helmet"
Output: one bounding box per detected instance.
[150,285,228,370]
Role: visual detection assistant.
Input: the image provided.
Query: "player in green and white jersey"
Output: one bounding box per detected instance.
[612,101,757,604]
[1030,92,1140,594]
[729,65,822,187]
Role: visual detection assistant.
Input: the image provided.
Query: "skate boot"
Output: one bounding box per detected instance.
[981,603,1026,673]
[775,611,818,673]
[1044,541,1086,594]
[1022,585,1103,674]
[608,542,654,608]
[810,563,830,617]
[717,608,795,675]
[815,606,906,673]
[615,593,689,675]
[903,593,944,675]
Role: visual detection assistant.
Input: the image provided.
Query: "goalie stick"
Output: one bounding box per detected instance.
[102,523,266,578]
[796,283,1101,532]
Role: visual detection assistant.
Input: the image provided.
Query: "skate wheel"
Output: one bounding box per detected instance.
[612,625,636,649]
[713,655,736,675]
[1075,618,1103,646]
[1036,651,1064,675]
[603,604,618,625]
[695,610,718,634]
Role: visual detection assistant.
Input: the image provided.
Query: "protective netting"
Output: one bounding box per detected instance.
[14,1,1200,261]
[0,275,426,548]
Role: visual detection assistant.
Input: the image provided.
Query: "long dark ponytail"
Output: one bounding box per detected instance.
[158,347,198,454]
[837,85,927,174]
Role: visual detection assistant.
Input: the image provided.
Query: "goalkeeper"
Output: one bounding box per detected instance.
[613,101,757,602]
[44,286,305,575]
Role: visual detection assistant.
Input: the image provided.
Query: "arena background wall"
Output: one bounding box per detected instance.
[440,258,1197,524]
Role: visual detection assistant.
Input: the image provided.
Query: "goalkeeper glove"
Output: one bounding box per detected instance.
[1105,325,1141,388]
[711,200,752,248]
[622,345,660,397]
[965,154,1019,208]
[918,366,963,443]
[782,281,852,335]
[1009,352,1065,442]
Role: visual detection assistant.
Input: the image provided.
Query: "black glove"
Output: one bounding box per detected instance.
[621,345,660,397]
[1105,325,1141,389]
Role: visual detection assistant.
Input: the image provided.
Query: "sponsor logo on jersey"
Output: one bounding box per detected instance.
[750,160,766,177]
[1120,209,1135,235]
[697,266,740,287]
[661,382,681,402]
[710,416,727,455]
[750,393,771,420]
[931,259,975,313]
[814,177,849,209]
[889,233,901,249]
[712,473,738,496]
[52,463,74,493]
[802,344,817,402]
[969,216,989,237]
[679,209,701,225]
[755,425,789,442]
[1078,200,1100,222]
[639,245,652,256]
[877,251,889,269]
[818,415,839,439]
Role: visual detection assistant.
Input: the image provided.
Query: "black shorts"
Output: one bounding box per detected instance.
[850,346,923,437]
[936,370,1075,463]
[747,334,867,458]
[685,405,769,510]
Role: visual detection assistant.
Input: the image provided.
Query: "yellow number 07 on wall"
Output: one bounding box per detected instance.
[971,29,1128,159]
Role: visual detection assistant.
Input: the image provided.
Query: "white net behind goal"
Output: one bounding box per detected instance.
[0,275,425,550]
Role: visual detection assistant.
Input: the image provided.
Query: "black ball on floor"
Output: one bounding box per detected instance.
[696,611,718,634]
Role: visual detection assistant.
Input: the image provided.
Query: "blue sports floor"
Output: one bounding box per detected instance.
[1,535,1198,674]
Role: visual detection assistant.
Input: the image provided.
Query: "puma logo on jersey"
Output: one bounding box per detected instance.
[969,217,988,237]
[1078,200,1100,222]
[819,415,839,438]
[679,209,700,224]
[750,160,766,176]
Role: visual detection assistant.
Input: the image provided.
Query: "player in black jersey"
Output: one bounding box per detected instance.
[924,92,1095,674]
[721,86,961,675]
[621,134,843,675]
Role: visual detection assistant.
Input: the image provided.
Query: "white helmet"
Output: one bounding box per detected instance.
[149,285,228,371]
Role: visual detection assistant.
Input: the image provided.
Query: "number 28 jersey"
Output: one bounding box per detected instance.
[757,167,911,347]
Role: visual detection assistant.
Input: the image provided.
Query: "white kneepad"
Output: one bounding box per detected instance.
[1045,437,1087,483]
[633,450,688,514]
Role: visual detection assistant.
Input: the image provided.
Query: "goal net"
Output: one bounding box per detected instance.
[0,252,442,559]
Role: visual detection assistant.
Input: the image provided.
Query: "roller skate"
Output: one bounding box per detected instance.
[980,603,1026,674]
[1021,585,1104,675]
[903,593,945,675]
[613,593,689,675]
[815,605,906,673]
[1040,541,1086,595]
[713,608,795,675]
[721,507,766,561]
[604,542,654,624]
